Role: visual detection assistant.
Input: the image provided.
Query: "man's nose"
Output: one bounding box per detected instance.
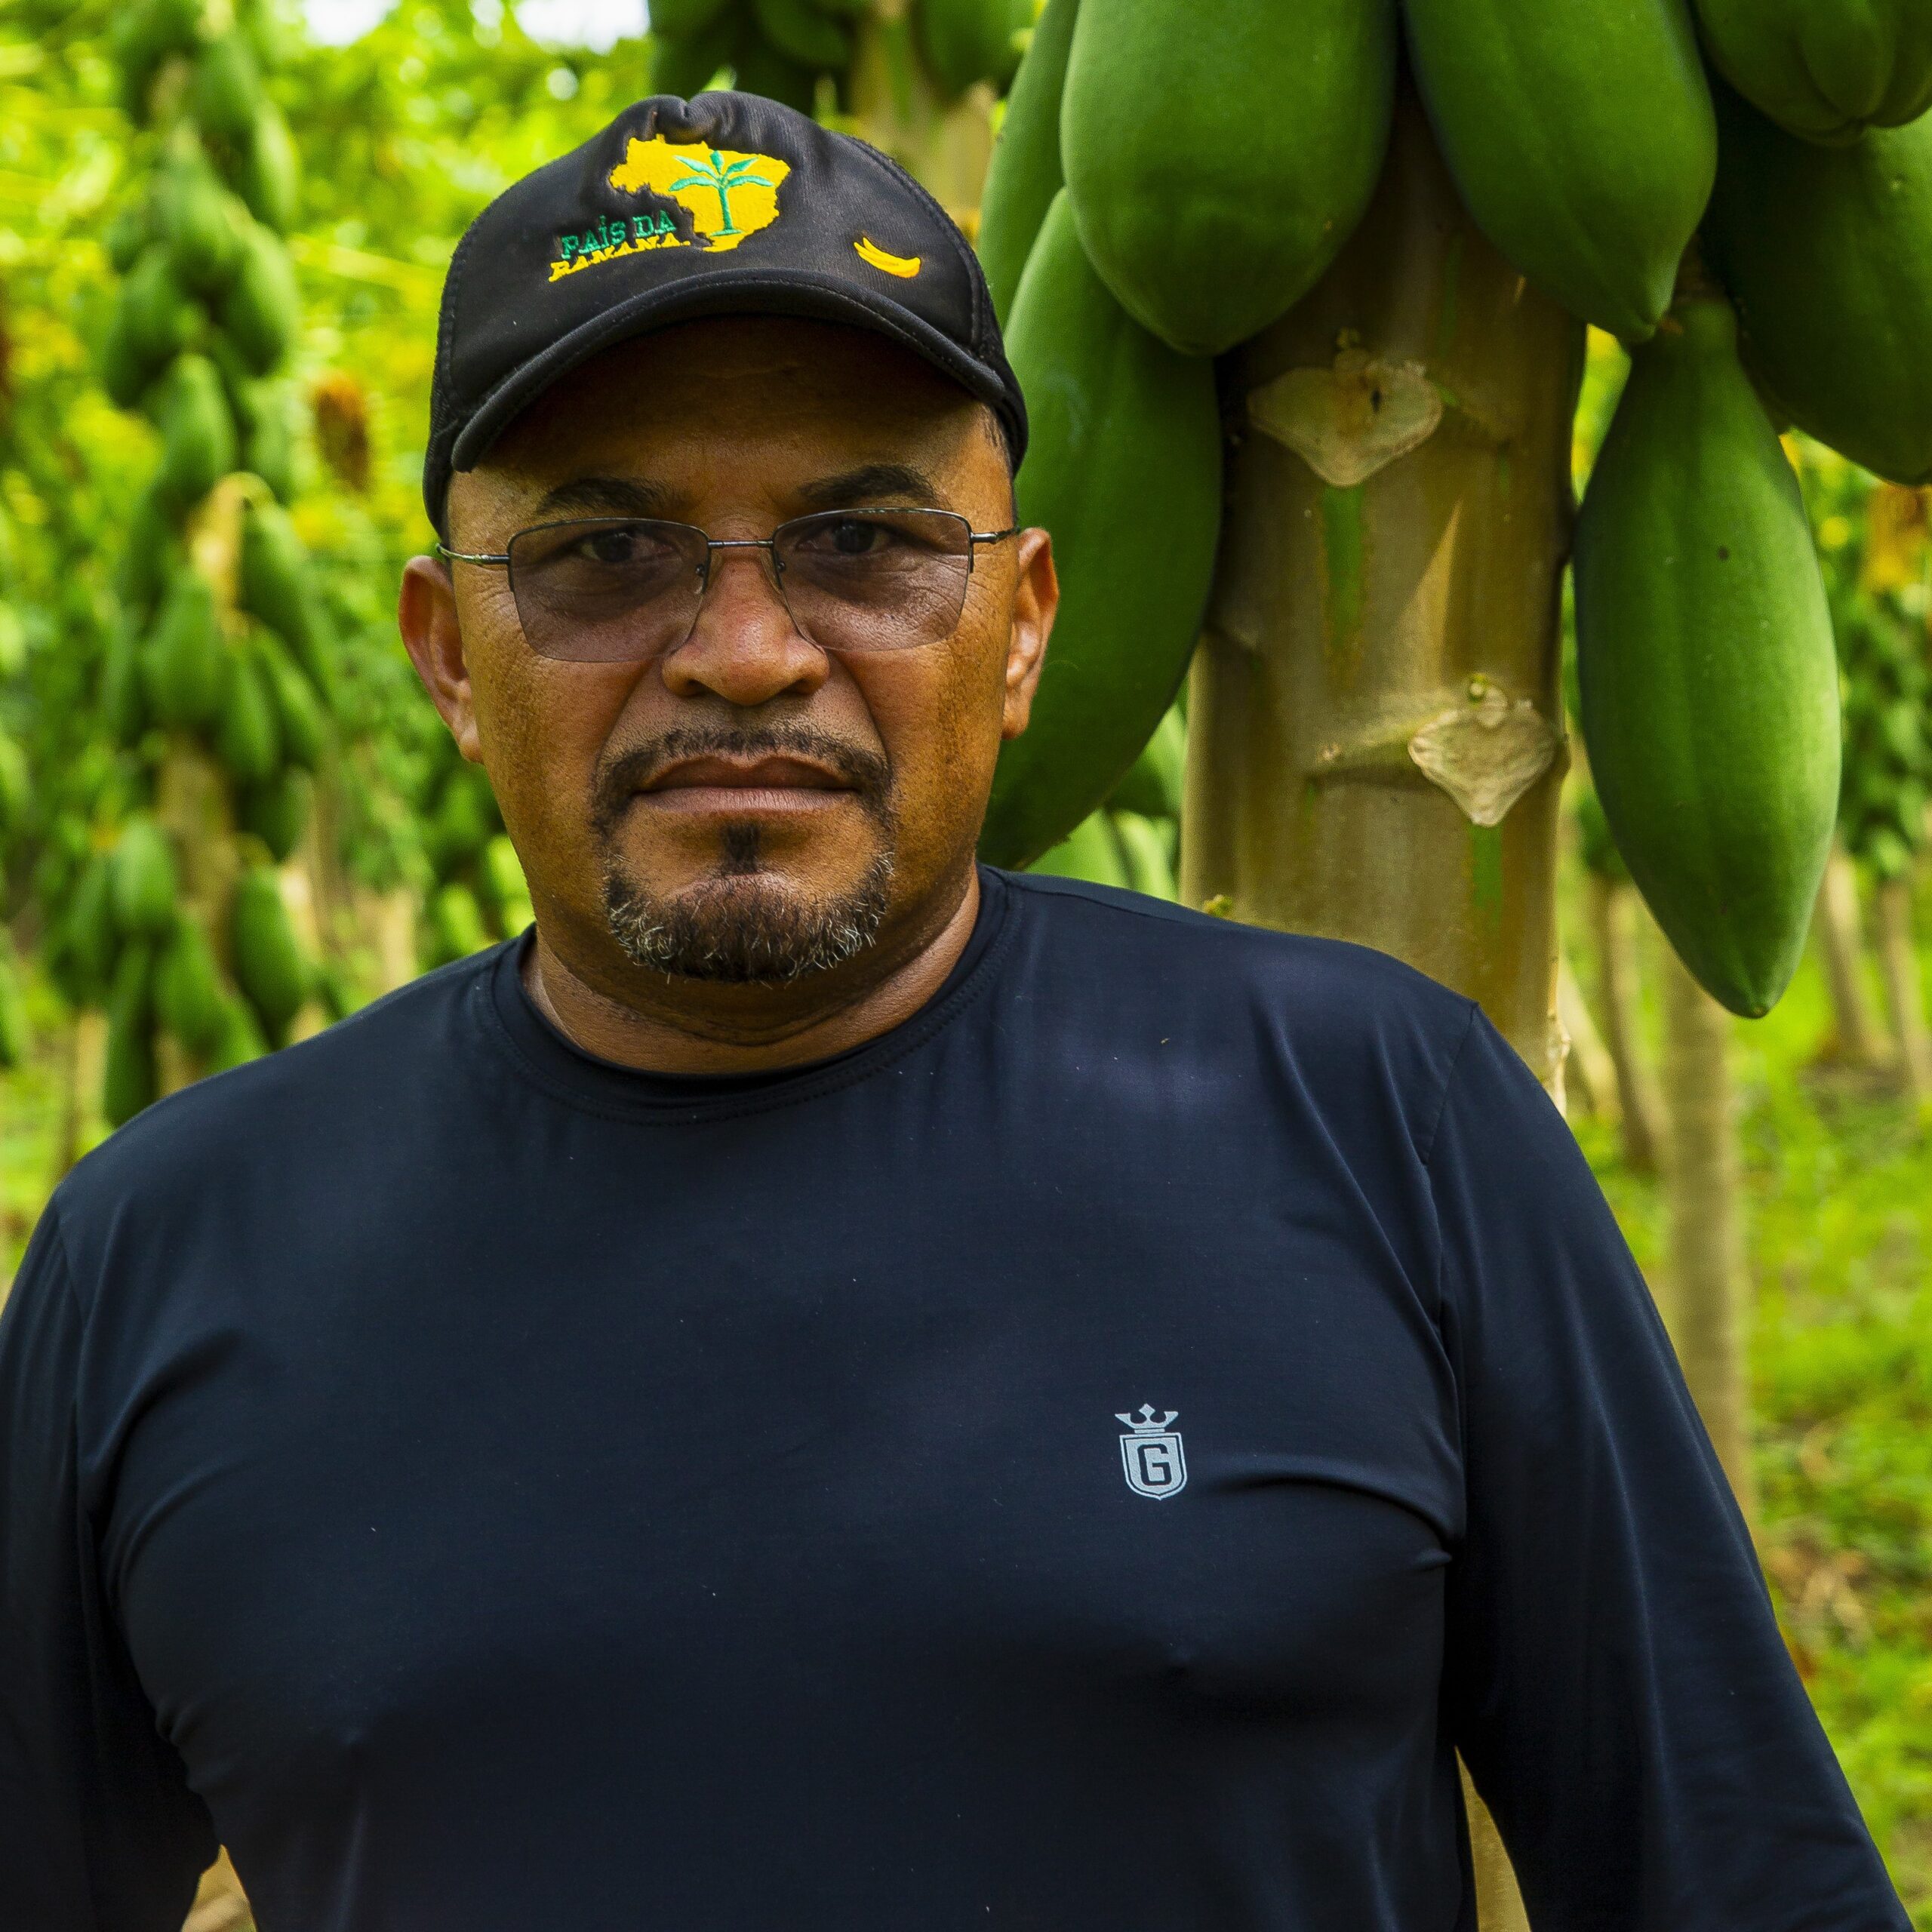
[659,546,829,706]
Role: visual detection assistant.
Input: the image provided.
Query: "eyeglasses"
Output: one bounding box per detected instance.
[438,509,1019,664]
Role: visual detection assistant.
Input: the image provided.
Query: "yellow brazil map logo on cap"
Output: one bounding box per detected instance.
[547,136,792,283]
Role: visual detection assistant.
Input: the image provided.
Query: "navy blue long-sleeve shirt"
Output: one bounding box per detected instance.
[0,869,1906,1930]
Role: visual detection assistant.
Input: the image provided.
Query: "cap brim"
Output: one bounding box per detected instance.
[448,266,1023,480]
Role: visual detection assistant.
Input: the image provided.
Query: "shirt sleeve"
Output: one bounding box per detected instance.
[0,1201,216,1932]
[1427,1008,1909,1931]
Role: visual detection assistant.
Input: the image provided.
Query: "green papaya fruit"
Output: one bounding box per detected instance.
[919,0,1029,95]
[109,817,180,940]
[104,250,194,404]
[103,617,151,750]
[1702,85,1932,485]
[1029,810,1130,887]
[428,763,501,872]
[200,992,267,1072]
[1060,0,1395,355]
[1105,701,1185,820]
[731,35,819,112]
[1692,0,1932,143]
[0,730,27,835]
[232,863,310,1033]
[155,914,229,1055]
[67,855,120,999]
[977,0,1078,326]
[157,353,238,509]
[239,764,312,862]
[238,498,315,653]
[116,487,184,616]
[215,639,282,786]
[255,632,326,767]
[155,154,238,296]
[653,12,741,96]
[1110,808,1177,900]
[233,377,295,499]
[1574,294,1838,1017]
[0,949,26,1070]
[103,943,159,1128]
[218,226,297,374]
[238,103,300,233]
[105,205,149,275]
[752,0,848,68]
[980,194,1221,868]
[650,0,734,31]
[1405,0,1714,342]
[191,29,263,143]
[427,881,491,966]
[98,304,151,411]
[112,0,203,122]
[143,570,231,728]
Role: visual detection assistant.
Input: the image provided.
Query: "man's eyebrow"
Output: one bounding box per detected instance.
[795,463,948,508]
[531,476,674,519]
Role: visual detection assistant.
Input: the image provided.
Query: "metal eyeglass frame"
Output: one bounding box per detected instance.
[436,510,1021,594]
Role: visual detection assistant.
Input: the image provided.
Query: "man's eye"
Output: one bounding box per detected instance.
[580,529,646,565]
[826,518,891,556]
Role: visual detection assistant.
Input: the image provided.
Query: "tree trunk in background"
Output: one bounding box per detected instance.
[1660,949,1758,1520]
[1874,872,1932,1106]
[1182,87,1584,1932]
[1813,848,1886,1069]
[1589,872,1664,1174]
[1557,952,1620,1124]
[54,1012,106,1180]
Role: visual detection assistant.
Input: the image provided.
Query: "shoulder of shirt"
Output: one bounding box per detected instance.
[997,869,1480,1032]
[50,943,503,1232]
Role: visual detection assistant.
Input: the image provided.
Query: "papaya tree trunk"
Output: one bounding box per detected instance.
[54,1011,106,1180]
[1813,846,1886,1069]
[1874,869,1932,1106]
[1181,87,1584,1932]
[1589,871,1665,1174]
[1182,90,1581,1080]
[1660,948,1758,1520]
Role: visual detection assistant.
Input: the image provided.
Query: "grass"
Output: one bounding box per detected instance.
[1,897,1927,1921]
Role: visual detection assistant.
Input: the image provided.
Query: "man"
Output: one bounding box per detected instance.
[0,90,1908,1932]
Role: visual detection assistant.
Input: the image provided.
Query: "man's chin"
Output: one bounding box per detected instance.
[601,855,895,985]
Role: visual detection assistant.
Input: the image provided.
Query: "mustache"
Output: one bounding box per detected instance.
[590,724,894,835]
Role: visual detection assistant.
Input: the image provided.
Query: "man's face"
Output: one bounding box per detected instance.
[401,317,1054,1001]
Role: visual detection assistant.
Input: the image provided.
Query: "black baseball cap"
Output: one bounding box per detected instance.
[423,90,1028,536]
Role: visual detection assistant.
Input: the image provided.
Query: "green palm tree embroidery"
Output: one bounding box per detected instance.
[668,149,771,238]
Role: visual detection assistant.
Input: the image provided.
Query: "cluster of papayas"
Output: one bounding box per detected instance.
[969,0,1932,1010]
[75,0,337,1123]
[650,0,1027,115]
[414,752,532,970]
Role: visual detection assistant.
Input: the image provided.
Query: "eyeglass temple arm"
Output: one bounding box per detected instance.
[435,544,511,566]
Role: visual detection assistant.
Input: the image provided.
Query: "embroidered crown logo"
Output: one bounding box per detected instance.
[1115,1404,1187,1500]
[548,135,791,284]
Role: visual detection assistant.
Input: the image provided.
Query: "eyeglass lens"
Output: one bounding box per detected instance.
[503,509,979,664]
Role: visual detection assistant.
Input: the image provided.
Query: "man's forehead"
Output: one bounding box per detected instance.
[460,316,1000,515]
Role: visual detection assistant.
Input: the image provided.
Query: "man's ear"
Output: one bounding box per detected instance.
[1000,527,1057,742]
[399,553,484,763]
